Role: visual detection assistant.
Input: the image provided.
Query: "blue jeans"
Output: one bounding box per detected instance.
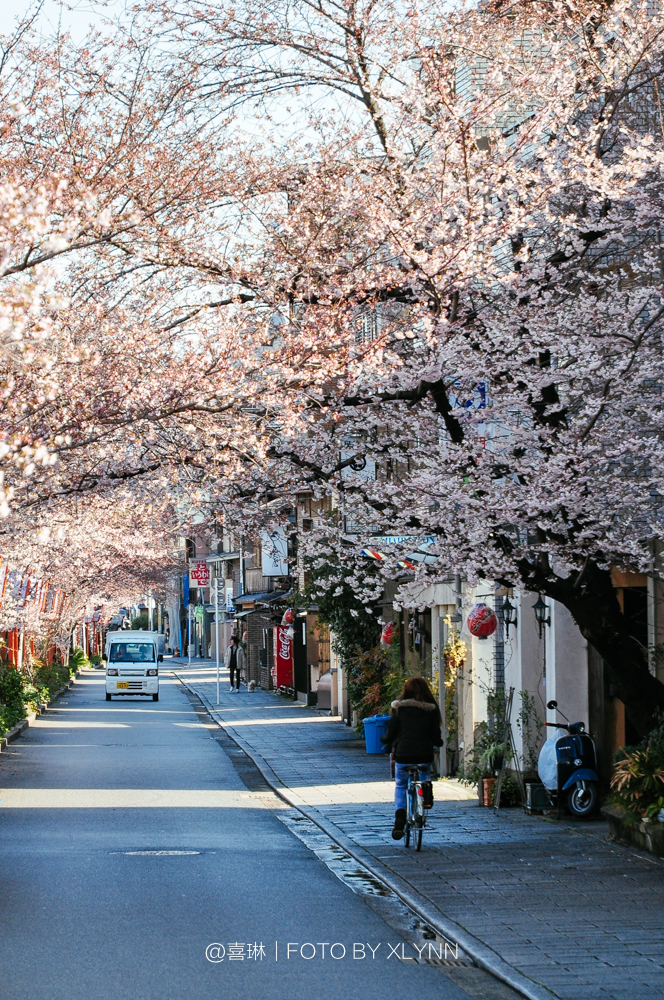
[394,763,431,811]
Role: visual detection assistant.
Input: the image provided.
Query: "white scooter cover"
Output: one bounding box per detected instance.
[537,738,558,791]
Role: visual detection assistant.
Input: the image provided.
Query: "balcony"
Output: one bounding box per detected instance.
[242,568,275,595]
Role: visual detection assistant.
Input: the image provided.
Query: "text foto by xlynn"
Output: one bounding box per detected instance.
[205,941,459,963]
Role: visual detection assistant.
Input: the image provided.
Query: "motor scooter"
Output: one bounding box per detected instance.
[537,699,599,818]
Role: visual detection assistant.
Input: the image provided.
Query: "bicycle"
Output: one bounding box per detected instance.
[404,767,432,851]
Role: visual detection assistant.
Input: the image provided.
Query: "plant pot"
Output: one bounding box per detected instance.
[483,777,497,807]
[525,782,552,812]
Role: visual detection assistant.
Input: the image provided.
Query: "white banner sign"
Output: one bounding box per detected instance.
[261,529,289,576]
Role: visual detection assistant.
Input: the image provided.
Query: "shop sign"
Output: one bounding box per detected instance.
[190,559,210,587]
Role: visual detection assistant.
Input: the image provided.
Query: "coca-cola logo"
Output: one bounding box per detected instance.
[278,631,292,659]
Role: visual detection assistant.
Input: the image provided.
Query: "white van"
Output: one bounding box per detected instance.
[104,630,162,701]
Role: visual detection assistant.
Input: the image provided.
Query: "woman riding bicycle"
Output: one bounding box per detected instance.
[380,677,443,840]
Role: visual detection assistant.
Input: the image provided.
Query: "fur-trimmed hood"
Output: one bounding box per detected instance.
[391,698,437,711]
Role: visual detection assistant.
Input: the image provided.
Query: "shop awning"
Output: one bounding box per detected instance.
[234,589,291,605]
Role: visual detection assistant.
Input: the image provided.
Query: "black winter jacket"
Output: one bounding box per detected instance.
[380,698,443,764]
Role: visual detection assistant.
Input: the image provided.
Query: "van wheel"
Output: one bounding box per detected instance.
[106,693,111,701]
[153,693,159,702]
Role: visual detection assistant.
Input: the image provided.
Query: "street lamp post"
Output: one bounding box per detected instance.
[503,594,518,636]
[532,595,551,640]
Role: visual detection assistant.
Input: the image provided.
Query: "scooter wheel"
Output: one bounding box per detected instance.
[568,782,598,818]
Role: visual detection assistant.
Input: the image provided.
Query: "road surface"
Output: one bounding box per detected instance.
[0,670,515,1000]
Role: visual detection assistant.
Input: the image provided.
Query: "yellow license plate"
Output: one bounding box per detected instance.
[116,682,129,689]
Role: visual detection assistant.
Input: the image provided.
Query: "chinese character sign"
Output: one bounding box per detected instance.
[273,625,293,687]
[189,559,210,587]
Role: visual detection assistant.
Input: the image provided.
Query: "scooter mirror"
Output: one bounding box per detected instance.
[546,700,557,710]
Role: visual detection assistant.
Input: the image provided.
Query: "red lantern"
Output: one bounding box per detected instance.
[467,603,498,637]
[281,608,294,625]
[381,622,397,646]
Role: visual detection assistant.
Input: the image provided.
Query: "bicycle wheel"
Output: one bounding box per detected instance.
[415,823,423,851]
[404,822,411,848]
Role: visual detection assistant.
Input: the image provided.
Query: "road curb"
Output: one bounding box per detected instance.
[173,670,557,1000]
[0,671,79,751]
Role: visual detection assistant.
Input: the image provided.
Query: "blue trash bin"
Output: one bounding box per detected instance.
[363,714,391,754]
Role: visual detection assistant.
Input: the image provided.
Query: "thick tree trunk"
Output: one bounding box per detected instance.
[520,560,664,739]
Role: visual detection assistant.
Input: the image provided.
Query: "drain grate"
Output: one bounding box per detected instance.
[114,850,202,856]
[421,956,473,968]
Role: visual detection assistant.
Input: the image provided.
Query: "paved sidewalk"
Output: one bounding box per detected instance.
[172,658,664,1000]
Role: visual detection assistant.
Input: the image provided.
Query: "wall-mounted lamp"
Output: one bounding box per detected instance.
[450,573,462,623]
[503,595,518,636]
[532,595,551,639]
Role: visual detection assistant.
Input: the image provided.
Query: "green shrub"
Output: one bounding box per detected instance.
[346,646,391,723]
[496,774,522,807]
[459,689,513,784]
[610,712,664,822]
[0,665,27,734]
[611,748,664,822]
[517,690,544,777]
[33,658,74,701]
[69,647,90,671]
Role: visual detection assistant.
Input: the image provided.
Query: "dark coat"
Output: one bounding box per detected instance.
[380,698,443,764]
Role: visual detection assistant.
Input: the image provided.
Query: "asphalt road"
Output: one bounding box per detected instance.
[0,670,479,1000]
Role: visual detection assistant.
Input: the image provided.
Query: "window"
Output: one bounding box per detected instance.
[109,642,155,662]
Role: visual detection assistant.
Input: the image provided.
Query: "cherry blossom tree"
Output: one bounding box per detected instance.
[5,1,664,735]
[134,0,664,735]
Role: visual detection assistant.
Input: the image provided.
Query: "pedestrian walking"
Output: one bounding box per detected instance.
[224,635,244,691]
[380,677,443,839]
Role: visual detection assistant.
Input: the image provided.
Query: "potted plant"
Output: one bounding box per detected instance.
[603,714,664,856]
[460,723,512,805]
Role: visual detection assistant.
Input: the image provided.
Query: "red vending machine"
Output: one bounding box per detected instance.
[273,625,293,688]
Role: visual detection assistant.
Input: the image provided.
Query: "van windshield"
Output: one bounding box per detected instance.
[109,642,155,663]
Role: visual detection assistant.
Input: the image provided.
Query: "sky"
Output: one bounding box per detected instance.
[0,0,109,41]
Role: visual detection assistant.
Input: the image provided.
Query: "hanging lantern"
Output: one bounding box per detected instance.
[467,603,498,637]
[381,622,397,646]
[281,608,294,625]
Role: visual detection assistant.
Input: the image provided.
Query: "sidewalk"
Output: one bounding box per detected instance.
[172,658,664,1000]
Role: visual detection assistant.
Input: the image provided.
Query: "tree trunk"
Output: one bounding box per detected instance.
[521,561,664,739]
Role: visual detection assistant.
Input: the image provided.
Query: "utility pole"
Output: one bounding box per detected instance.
[438,613,447,778]
[215,577,220,704]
